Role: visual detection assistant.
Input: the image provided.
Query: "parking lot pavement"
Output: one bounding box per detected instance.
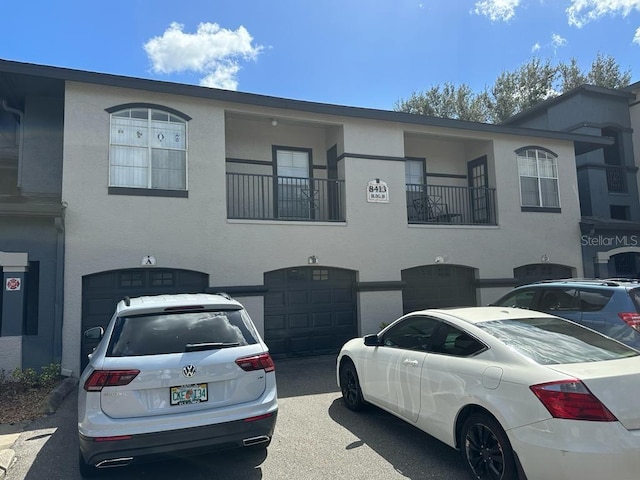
[4,355,468,480]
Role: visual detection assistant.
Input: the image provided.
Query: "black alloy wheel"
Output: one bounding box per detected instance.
[339,360,365,411]
[461,413,518,480]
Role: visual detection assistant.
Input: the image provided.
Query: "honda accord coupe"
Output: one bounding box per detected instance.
[337,306,640,480]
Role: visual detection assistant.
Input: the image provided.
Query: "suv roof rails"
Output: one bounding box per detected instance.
[604,278,640,284]
[532,278,624,287]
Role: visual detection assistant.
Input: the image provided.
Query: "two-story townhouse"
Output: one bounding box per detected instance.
[0,59,611,376]
[0,64,65,374]
[504,84,640,279]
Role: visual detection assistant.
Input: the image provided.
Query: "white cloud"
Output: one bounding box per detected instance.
[567,0,640,28]
[551,33,568,49]
[143,22,263,89]
[474,0,521,22]
[634,26,640,44]
[532,42,541,52]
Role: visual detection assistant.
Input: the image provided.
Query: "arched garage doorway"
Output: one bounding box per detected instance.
[81,268,208,368]
[401,264,477,314]
[264,266,357,357]
[514,263,574,285]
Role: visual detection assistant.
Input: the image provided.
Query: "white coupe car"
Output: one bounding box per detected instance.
[337,307,640,480]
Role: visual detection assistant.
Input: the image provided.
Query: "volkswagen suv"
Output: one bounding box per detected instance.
[78,293,277,476]
[492,278,640,350]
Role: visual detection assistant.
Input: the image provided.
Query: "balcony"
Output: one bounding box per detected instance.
[606,165,628,194]
[227,173,345,222]
[406,184,497,225]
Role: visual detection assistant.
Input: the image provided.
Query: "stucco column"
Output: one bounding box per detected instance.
[0,252,29,336]
[594,252,610,279]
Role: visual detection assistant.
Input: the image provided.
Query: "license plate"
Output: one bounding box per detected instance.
[170,383,208,406]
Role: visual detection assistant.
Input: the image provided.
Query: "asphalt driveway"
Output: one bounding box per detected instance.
[5,355,468,480]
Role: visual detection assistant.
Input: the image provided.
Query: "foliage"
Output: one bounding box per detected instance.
[0,364,62,424]
[395,53,633,124]
[4,363,61,389]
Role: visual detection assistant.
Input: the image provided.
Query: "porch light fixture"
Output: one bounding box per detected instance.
[271,119,278,127]
[541,254,550,263]
[308,255,319,264]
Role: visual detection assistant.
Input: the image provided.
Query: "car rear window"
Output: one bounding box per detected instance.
[106,310,259,357]
[628,288,640,312]
[578,288,614,312]
[477,317,638,365]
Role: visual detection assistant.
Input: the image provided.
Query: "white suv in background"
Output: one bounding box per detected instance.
[78,293,278,476]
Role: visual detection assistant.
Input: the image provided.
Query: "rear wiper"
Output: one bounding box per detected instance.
[185,342,240,352]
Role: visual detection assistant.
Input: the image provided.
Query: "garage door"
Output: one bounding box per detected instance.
[264,267,357,357]
[402,265,476,314]
[81,268,208,369]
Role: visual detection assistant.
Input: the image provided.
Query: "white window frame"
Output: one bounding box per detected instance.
[109,107,187,191]
[517,148,560,209]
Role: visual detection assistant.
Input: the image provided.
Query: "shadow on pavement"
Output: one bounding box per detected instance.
[328,398,469,480]
[274,354,339,398]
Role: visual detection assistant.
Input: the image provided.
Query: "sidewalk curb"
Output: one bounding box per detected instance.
[0,448,16,479]
[0,377,78,478]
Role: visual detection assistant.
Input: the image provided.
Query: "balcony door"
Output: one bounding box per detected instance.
[468,156,490,223]
[274,147,313,219]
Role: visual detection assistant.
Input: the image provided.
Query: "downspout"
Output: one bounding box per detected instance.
[53,203,67,371]
[1,99,24,188]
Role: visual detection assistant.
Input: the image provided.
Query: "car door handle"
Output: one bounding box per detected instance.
[403,359,419,366]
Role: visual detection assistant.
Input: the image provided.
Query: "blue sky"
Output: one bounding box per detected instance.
[1,0,639,109]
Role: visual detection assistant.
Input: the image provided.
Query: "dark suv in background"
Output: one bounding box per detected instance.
[492,279,640,350]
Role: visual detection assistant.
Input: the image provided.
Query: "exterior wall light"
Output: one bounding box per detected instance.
[308,255,319,264]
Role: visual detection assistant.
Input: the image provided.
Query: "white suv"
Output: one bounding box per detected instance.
[78,293,277,476]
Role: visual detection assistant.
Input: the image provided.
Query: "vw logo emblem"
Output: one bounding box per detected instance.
[182,365,196,377]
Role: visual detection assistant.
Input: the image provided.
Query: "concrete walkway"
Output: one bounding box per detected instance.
[0,377,77,478]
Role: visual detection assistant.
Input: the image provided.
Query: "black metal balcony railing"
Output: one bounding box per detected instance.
[227,173,345,221]
[406,184,497,225]
[606,165,628,193]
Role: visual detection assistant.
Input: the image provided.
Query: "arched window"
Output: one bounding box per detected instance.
[109,107,187,191]
[516,147,559,209]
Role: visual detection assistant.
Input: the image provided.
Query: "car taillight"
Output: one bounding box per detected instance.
[83,370,140,392]
[236,353,275,372]
[530,380,617,422]
[618,312,640,331]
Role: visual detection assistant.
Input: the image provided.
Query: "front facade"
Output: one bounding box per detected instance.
[505,84,640,279]
[2,59,611,376]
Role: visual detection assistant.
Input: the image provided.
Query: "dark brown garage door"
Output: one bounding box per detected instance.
[402,265,477,314]
[81,268,208,369]
[264,267,357,357]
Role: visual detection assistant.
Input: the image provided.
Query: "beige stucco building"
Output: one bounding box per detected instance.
[1,59,612,375]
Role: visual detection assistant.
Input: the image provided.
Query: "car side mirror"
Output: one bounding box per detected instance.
[84,326,104,341]
[364,334,380,347]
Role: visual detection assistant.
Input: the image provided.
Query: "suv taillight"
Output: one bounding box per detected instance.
[83,370,140,392]
[618,312,640,331]
[236,353,275,372]
[530,380,617,422]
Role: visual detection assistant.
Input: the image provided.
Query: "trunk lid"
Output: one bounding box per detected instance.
[98,346,267,419]
[551,356,640,430]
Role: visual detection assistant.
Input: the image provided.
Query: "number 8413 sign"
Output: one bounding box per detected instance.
[367,179,389,203]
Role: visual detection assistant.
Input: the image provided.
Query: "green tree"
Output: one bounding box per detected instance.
[395,53,632,124]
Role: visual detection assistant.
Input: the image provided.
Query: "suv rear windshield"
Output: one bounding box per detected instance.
[628,288,640,312]
[478,317,638,365]
[106,309,259,357]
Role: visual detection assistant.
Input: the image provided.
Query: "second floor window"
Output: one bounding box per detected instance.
[110,108,187,190]
[517,148,559,208]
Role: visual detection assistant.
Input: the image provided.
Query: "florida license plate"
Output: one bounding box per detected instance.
[170,383,208,406]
